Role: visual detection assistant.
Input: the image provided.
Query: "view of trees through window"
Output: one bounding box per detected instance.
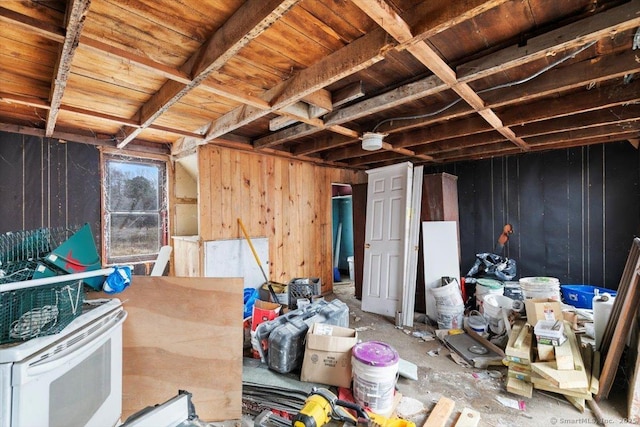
[104,155,167,264]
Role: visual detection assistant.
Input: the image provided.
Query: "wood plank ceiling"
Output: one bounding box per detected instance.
[1,0,639,168]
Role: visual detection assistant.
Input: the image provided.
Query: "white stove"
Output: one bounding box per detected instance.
[0,298,127,427]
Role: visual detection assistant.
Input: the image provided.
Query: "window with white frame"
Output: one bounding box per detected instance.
[102,153,168,265]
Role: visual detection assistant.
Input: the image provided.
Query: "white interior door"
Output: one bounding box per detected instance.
[362,162,413,318]
[401,166,423,327]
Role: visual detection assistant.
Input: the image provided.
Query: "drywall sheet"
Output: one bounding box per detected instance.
[422,221,460,321]
[105,276,243,422]
[204,238,269,288]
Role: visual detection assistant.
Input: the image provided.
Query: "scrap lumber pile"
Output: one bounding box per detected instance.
[505,319,600,410]
[505,238,640,417]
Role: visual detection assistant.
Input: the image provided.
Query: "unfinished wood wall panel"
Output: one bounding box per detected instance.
[197,144,363,293]
[116,276,243,421]
[172,236,202,276]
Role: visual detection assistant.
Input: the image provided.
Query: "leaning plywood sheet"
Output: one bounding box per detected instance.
[119,276,243,421]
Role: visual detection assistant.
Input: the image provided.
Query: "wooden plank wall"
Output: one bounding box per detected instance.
[198,145,364,294]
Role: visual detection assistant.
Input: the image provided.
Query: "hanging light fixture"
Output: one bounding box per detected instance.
[360,132,386,151]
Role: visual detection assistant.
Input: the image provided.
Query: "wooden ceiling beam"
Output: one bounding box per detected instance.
[374,48,640,138]
[388,116,492,149]
[380,142,434,161]
[292,134,355,156]
[406,0,511,43]
[214,0,504,147]
[432,143,521,163]
[328,65,639,163]
[352,0,530,151]
[481,49,640,108]
[528,132,640,152]
[526,122,640,145]
[45,0,91,137]
[263,2,640,152]
[457,1,640,83]
[116,0,300,148]
[187,0,299,78]
[208,28,394,145]
[331,81,365,108]
[437,131,640,164]
[518,106,640,139]
[418,132,505,156]
[0,93,208,140]
[433,130,640,164]
[0,6,65,42]
[301,89,333,112]
[501,81,640,127]
[413,106,640,155]
[0,122,169,156]
[257,74,445,150]
[325,75,446,127]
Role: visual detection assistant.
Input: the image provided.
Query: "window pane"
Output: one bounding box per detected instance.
[107,161,160,211]
[109,214,160,257]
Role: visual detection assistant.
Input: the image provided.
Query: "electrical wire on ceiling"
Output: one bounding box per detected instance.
[371,40,598,133]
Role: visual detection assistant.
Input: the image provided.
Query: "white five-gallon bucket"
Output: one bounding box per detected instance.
[482,294,515,334]
[352,341,399,414]
[432,280,464,329]
[519,277,561,301]
[475,278,504,311]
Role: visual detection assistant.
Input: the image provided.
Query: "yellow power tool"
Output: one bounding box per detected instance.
[292,388,416,427]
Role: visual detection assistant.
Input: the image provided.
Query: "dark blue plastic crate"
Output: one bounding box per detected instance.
[560,284,617,309]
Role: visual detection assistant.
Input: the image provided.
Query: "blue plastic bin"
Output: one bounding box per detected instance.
[560,284,617,309]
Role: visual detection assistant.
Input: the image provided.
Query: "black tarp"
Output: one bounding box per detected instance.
[0,132,101,248]
[425,141,640,289]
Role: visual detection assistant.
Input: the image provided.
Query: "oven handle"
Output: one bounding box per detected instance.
[14,310,127,382]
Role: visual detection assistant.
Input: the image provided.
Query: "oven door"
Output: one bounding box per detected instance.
[10,308,126,427]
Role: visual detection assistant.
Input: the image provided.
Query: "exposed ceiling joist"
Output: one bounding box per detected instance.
[351,0,530,151]
[115,0,301,148]
[457,2,640,83]
[45,0,91,137]
[203,27,394,144]
[1,0,638,167]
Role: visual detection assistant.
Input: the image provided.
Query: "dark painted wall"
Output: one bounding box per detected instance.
[0,131,101,247]
[425,142,640,289]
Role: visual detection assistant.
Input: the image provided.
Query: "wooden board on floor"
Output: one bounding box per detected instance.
[423,396,456,427]
[94,276,243,422]
[554,336,574,370]
[453,407,481,427]
[531,374,592,400]
[565,395,586,413]
[530,362,588,389]
[506,376,533,398]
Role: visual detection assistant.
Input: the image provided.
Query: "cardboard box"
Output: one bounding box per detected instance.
[300,323,357,388]
[524,298,563,326]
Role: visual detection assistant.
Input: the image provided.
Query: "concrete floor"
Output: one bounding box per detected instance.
[330,281,633,427]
